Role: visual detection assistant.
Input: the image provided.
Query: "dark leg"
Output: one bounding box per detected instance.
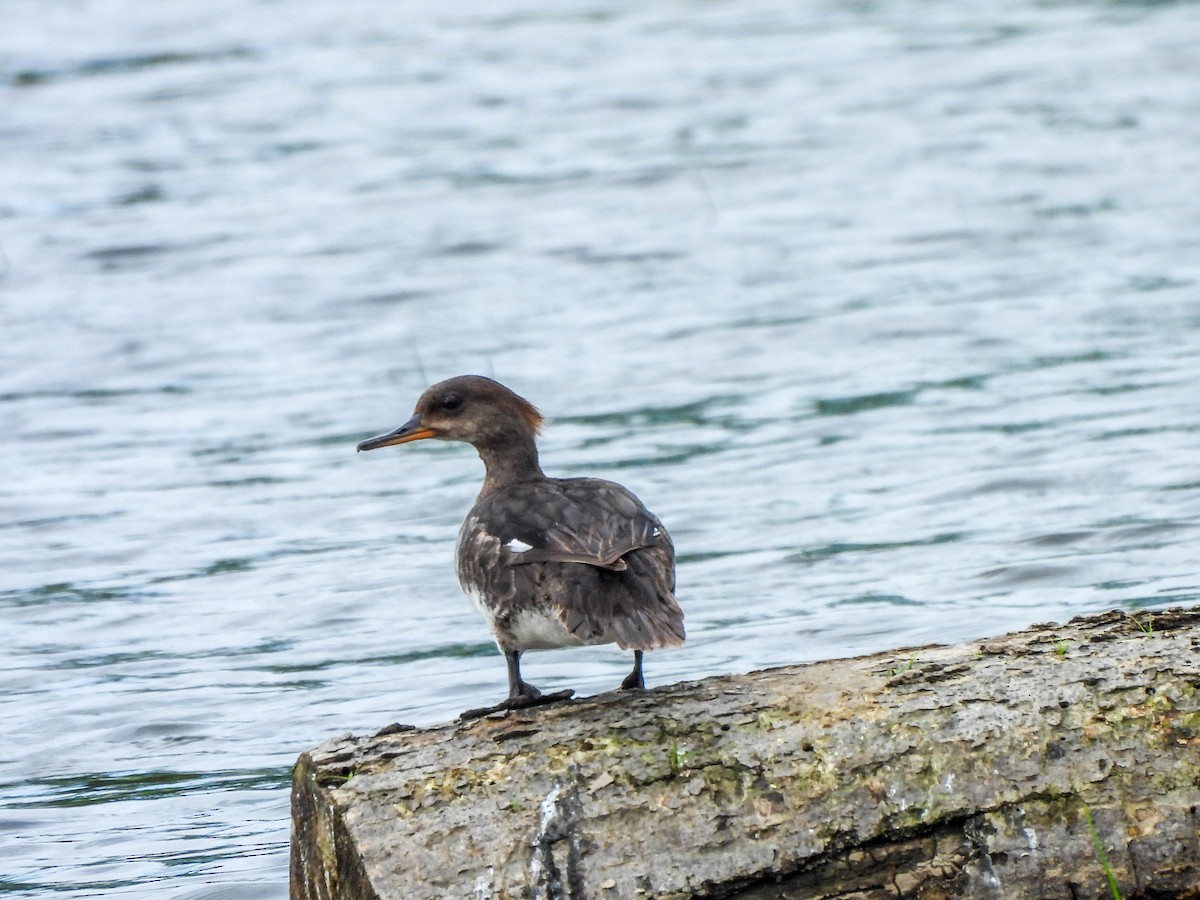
[505,648,541,701]
[620,649,645,690]
[459,649,574,720]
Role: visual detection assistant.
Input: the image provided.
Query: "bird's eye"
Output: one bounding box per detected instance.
[440,393,463,412]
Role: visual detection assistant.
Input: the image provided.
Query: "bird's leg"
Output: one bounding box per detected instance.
[506,648,541,701]
[620,649,645,691]
[459,649,574,720]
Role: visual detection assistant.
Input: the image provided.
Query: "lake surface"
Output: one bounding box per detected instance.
[3,0,1199,896]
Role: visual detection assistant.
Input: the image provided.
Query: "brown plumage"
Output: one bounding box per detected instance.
[357,375,684,715]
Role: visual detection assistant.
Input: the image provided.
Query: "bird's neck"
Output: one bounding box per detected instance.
[476,435,544,496]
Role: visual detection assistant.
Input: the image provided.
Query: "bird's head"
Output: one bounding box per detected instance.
[357,375,543,452]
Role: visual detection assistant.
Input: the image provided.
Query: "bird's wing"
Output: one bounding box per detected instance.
[476,477,672,572]
[458,477,682,650]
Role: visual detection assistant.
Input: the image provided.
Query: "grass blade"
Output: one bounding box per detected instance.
[1082,803,1121,900]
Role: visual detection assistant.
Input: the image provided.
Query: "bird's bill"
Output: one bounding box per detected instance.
[356,414,437,451]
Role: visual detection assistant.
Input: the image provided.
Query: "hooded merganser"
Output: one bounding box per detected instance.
[357,375,684,717]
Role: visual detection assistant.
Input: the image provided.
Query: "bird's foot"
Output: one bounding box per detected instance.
[619,671,645,691]
[620,649,646,691]
[458,689,575,721]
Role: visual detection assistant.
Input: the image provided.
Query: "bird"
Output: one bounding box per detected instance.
[357,375,684,717]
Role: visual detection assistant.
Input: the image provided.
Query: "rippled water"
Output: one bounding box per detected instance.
[4,0,1200,896]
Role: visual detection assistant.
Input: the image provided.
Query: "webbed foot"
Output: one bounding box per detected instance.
[458,688,575,721]
[620,649,646,691]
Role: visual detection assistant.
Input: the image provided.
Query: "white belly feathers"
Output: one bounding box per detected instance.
[507,607,585,650]
[463,583,583,650]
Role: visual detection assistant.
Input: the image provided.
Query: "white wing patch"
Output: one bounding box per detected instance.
[505,538,534,552]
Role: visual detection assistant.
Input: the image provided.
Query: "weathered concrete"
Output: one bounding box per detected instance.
[291,607,1200,899]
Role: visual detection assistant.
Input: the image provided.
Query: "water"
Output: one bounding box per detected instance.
[3,0,1199,895]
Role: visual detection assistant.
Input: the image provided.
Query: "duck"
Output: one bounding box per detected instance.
[357,375,684,717]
